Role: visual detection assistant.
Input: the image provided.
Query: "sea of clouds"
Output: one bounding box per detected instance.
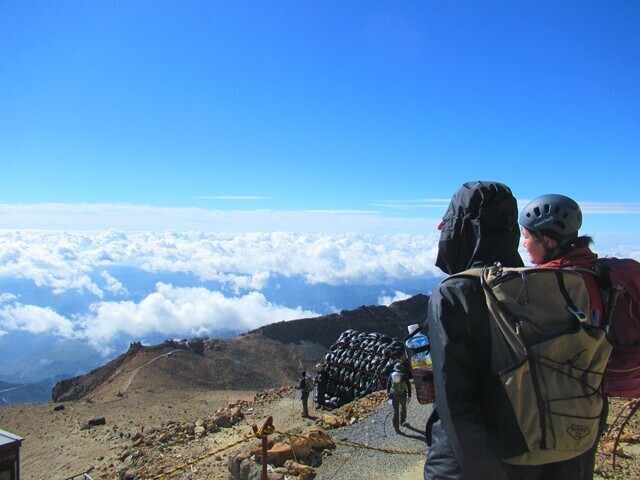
[0,230,445,380]
[1,215,638,383]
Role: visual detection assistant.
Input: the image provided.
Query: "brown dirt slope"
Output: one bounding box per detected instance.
[52,294,429,402]
[53,337,328,403]
[6,292,636,480]
[0,294,431,480]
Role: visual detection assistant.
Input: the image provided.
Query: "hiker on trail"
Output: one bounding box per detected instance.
[314,363,329,411]
[295,370,312,417]
[386,361,411,433]
[423,181,525,480]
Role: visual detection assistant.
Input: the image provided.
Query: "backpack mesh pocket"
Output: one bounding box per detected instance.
[500,325,608,465]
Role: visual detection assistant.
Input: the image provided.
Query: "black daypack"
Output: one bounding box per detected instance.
[451,264,612,466]
[303,375,314,393]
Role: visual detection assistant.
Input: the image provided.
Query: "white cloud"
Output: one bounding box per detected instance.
[0,231,444,295]
[0,293,17,303]
[303,209,378,215]
[0,283,316,347]
[0,227,636,302]
[516,200,640,215]
[2,201,637,238]
[0,281,318,348]
[378,291,411,306]
[0,222,637,353]
[0,303,76,337]
[197,196,271,200]
[100,270,128,296]
[372,199,451,209]
[579,202,640,214]
[0,229,446,348]
[0,231,104,296]
[0,203,433,233]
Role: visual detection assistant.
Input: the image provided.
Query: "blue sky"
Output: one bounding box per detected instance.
[1,2,640,381]
[1,2,639,227]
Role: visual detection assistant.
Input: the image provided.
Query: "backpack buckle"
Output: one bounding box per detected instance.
[566,305,587,322]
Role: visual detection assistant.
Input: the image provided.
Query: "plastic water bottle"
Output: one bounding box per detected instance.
[405,324,435,404]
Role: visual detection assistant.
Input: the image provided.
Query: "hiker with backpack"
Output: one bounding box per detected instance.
[423,181,611,480]
[517,194,615,474]
[423,181,524,480]
[295,370,313,417]
[520,193,640,397]
[386,362,412,433]
[520,194,640,458]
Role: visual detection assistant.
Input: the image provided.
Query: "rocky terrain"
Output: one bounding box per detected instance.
[51,294,428,403]
[2,381,638,480]
[0,293,638,480]
[0,296,429,479]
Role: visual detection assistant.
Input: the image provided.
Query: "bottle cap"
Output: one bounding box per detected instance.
[407,324,419,335]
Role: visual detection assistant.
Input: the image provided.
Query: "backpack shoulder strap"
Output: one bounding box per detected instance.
[576,258,634,327]
[447,267,483,281]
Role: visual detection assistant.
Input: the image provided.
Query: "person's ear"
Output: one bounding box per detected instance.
[542,235,558,249]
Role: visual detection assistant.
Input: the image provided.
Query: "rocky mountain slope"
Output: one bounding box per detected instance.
[52,294,429,402]
[0,295,429,480]
[1,293,639,480]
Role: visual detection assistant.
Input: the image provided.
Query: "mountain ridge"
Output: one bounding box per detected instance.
[51,294,429,403]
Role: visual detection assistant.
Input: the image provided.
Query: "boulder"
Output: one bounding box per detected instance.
[88,417,106,427]
[265,441,296,467]
[303,426,335,449]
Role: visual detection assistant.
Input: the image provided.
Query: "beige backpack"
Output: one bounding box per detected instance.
[452,264,612,466]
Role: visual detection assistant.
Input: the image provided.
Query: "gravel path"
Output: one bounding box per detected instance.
[313,399,433,480]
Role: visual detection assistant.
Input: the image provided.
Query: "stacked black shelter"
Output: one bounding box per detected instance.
[320,329,405,408]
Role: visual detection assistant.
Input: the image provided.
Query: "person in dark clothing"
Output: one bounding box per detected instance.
[386,362,412,433]
[295,370,311,417]
[424,181,522,480]
[423,181,600,480]
[314,363,329,410]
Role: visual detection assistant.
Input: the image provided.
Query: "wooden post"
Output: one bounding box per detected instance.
[252,416,274,480]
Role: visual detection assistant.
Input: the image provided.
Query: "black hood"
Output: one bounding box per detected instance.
[435,181,524,274]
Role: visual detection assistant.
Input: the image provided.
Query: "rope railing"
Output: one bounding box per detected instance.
[141,414,424,480]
